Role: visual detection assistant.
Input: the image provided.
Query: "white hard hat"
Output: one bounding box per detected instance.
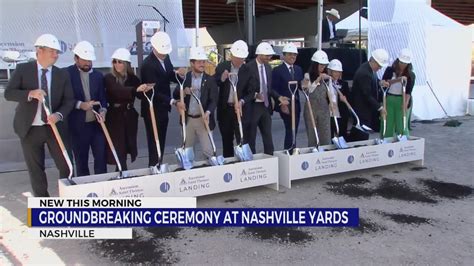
[255,42,275,55]
[73,41,96,61]
[325,8,340,19]
[150,31,172,54]
[111,48,131,62]
[189,46,208,60]
[372,48,389,67]
[230,40,249,58]
[282,43,298,54]
[328,59,343,72]
[311,50,329,64]
[398,48,412,64]
[34,33,61,51]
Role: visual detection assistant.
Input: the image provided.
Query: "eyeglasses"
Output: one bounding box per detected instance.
[112,59,124,64]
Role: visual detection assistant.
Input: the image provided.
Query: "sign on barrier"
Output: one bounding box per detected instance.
[58,154,279,197]
[275,137,425,188]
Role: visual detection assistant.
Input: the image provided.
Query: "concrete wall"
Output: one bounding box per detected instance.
[207,2,360,45]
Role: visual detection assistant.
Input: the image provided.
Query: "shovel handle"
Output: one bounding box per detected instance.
[303,92,320,146]
[42,102,73,180]
[94,112,123,173]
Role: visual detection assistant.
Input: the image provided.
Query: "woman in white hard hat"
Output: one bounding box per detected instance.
[104,48,152,170]
[381,48,415,137]
[327,59,350,139]
[302,50,332,146]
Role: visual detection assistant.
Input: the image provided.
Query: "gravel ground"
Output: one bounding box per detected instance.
[1,116,473,265]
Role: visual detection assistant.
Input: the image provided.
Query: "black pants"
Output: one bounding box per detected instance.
[248,103,274,155]
[279,105,300,150]
[218,104,241,158]
[20,125,70,197]
[143,112,168,167]
[71,122,107,177]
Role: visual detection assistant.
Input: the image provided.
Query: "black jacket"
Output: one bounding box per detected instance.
[173,71,218,130]
[140,52,178,117]
[4,61,75,139]
[322,17,337,43]
[350,62,381,126]
[214,61,238,122]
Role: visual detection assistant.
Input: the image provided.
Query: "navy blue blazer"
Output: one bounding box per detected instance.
[65,65,106,133]
[271,62,303,112]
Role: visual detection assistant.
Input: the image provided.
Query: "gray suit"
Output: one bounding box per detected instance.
[4,61,75,196]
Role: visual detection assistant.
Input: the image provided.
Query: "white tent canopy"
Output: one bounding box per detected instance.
[369,0,471,120]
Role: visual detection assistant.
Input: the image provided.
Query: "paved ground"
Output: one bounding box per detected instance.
[1,116,473,265]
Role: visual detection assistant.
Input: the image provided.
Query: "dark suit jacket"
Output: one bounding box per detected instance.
[4,61,75,139]
[140,52,178,117]
[237,59,281,117]
[322,17,337,43]
[65,65,106,134]
[271,62,303,112]
[173,71,218,130]
[350,62,381,126]
[214,61,240,122]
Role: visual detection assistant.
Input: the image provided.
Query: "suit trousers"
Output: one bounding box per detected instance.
[71,122,107,176]
[218,104,241,158]
[248,103,274,155]
[143,112,168,167]
[185,116,213,159]
[20,125,70,197]
[279,104,300,150]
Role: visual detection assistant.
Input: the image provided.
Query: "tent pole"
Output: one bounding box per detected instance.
[195,0,199,46]
[317,0,323,49]
[359,0,362,65]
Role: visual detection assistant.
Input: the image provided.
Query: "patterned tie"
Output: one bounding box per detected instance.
[260,64,269,107]
[289,66,295,80]
[41,69,49,123]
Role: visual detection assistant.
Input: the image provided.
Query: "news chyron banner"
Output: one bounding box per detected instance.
[28,198,359,239]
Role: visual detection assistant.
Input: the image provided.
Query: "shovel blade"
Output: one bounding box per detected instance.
[175,147,195,170]
[209,155,225,166]
[397,135,408,142]
[235,144,253,161]
[332,136,349,149]
[150,164,170,175]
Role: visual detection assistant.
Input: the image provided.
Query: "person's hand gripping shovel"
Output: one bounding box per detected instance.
[174,71,195,170]
[229,73,253,161]
[142,87,169,174]
[41,100,75,185]
[285,81,300,155]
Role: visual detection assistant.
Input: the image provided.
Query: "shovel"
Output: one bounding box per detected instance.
[174,71,195,170]
[285,81,300,155]
[228,73,253,161]
[323,80,348,149]
[397,78,408,142]
[143,90,169,174]
[336,90,370,142]
[42,101,75,185]
[301,74,322,153]
[190,90,225,166]
[378,85,392,144]
[91,103,128,179]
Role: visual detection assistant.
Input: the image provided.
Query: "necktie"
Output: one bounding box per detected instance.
[260,64,268,107]
[289,66,295,80]
[41,69,49,123]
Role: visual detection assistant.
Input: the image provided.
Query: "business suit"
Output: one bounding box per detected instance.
[4,61,74,196]
[66,65,107,176]
[237,59,281,155]
[173,71,218,158]
[214,61,241,158]
[272,62,303,149]
[140,52,178,166]
[322,17,337,43]
[350,62,382,129]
